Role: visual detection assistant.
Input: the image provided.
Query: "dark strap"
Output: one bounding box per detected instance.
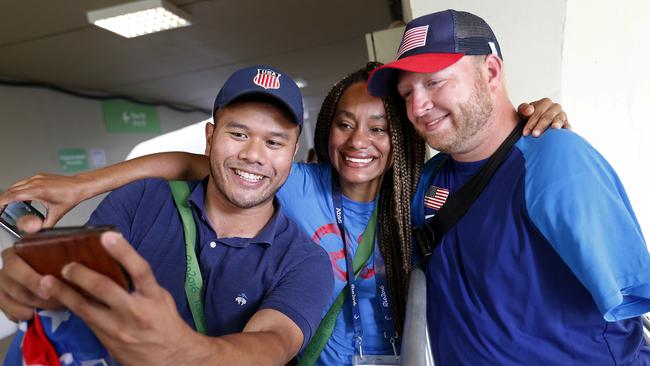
[417,121,525,260]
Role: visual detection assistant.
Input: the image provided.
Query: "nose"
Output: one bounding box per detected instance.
[347,126,371,149]
[410,89,434,118]
[238,139,266,165]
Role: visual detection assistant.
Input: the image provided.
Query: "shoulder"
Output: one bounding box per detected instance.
[286,162,331,185]
[278,162,332,206]
[515,129,606,171]
[515,129,620,196]
[107,177,173,200]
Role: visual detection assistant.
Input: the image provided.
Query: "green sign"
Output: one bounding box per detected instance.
[102,100,161,133]
[58,148,88,173]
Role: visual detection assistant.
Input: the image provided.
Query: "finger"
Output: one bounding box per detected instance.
[2,184,44,201]
[16,215,44,234]
[550,112,570,129]
[39,274,117,332]
[56,262,130,311]
[531,103,563,137]
[101,232,159,297]
[0,290,36,321]
[0,274,48,309]
[42,210,62,228]
[518,103,535,136]
[2,249,50,300]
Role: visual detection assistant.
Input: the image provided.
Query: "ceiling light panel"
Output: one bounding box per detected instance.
[87,0,192,38]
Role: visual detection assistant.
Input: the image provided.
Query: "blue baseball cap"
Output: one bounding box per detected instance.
[368,10,502,97]
[213,65,304,127]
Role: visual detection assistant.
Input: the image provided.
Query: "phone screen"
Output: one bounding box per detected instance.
[0,202,45,238]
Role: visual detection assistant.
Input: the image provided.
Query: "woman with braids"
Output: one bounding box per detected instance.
[0,62,569,365]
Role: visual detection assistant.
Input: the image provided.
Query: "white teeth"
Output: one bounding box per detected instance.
[235,169,263,182]
[345,157,373,164]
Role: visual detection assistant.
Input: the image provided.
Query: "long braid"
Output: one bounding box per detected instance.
[313,63,426,332]
[378,92,425,330]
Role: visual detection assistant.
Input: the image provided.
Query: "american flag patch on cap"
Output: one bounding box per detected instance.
[424,185,449,210]
[253,69,281,90]
[397,25,429,58]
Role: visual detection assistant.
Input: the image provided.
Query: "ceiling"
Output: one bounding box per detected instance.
[0,0,394,118]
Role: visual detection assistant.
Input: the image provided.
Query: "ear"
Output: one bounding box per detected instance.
[484,54,504,92]
[205,122,215,156]
[293,142,300,158]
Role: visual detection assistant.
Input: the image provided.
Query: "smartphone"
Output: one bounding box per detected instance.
[15,225,131,291]
[0,201,45,238]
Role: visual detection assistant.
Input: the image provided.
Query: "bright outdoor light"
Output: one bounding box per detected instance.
[87,0,192,38]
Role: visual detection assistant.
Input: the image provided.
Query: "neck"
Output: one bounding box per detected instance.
[452,103,519,162]
[339,177,382,203]
[204,179,275,238]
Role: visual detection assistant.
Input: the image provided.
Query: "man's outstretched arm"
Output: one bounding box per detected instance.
[39,231,303,366]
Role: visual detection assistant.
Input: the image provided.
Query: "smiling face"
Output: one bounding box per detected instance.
[327,82,392,201]
[396,56,493,157]
[205,99,298,210]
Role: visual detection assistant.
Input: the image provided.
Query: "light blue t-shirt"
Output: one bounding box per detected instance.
[278,163,394,365]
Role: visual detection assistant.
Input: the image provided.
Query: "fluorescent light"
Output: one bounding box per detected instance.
[87,0,191,38]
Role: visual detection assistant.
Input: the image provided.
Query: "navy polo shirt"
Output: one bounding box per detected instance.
[87,178,333,349]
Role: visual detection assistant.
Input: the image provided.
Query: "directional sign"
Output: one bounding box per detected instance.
[58,148,88,173]
[102,100,161,133]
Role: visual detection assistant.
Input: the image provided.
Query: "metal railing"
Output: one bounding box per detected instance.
[400,265,435,366]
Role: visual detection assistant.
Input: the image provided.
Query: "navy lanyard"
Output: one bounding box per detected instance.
[331,180,399,357]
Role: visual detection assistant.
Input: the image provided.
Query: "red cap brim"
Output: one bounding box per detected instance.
[367,53,464,97]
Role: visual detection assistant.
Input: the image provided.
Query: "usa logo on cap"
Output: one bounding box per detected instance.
[253,69,281,90]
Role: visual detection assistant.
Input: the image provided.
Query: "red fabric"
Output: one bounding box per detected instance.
[22,313,62,366]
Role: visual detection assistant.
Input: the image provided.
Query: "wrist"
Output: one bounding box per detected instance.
[165,329,219,366]
[74,172,100,201]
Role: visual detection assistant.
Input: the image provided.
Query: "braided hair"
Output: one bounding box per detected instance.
[313,62,426,331]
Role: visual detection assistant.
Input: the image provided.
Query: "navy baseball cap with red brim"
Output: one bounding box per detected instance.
[368,10,502,97]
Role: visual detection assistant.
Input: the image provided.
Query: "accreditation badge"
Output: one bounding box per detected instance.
[352,355,400,366]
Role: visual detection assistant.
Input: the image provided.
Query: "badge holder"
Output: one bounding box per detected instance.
[351,334,400,366]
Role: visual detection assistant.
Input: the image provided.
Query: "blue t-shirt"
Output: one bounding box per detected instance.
[279,163,395,365]
[5,178,333,365]
[412,129,650,365]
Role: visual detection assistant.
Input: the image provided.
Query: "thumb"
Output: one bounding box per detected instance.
[16,215,44,234]
[517,102,534,117]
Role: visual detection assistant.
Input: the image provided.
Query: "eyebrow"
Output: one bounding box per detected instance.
[334,110,387,121]
[225,121,291,141]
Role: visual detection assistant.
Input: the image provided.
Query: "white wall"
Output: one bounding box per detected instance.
[561,0,650,240]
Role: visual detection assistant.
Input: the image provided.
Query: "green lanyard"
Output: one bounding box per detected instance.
[169,180,208,334]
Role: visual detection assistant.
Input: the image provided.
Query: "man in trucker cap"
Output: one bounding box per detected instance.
[368,9,650,365]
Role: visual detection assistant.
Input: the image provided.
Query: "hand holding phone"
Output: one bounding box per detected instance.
[15,226,131,291]
[0,201,45,238]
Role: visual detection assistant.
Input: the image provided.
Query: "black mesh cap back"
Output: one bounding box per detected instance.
[452,11,503,59]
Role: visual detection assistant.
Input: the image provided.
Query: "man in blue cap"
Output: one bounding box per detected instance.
[368,9,650,365]
[0,65,333,365]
